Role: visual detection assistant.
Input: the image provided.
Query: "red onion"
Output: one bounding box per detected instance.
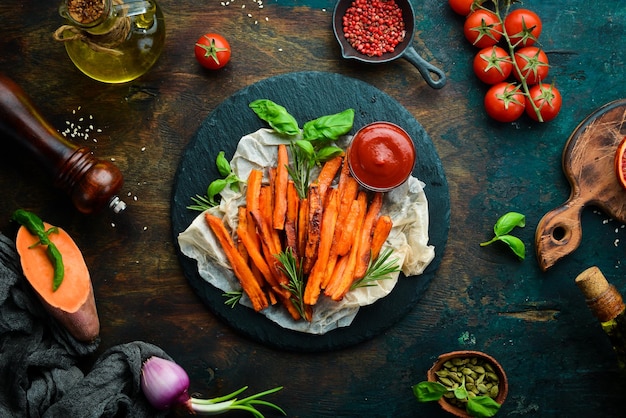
[140,356,285,416]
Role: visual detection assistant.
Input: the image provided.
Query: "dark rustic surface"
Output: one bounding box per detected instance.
[1,1,626,417]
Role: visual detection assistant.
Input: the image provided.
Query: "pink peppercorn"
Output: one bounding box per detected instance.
[342,0,406,57]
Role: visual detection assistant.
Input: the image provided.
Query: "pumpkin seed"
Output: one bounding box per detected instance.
[486,372,499,382]
[448,372,462,384]
[473,365,486,374]
[452,358,466,366]
[436,355,503,405]
[475,373,485,385]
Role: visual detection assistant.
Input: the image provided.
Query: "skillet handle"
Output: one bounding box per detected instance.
[402,46,446,89]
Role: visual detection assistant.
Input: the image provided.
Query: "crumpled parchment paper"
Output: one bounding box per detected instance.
[178,128,435,334]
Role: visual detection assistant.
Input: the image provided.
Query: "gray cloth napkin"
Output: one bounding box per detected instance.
[0,232,170,418]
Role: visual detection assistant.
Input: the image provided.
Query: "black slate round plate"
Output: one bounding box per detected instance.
[171,71,450,352]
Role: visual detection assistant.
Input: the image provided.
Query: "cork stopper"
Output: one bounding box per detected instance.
[575,266,625,322]
[67,0,106,25]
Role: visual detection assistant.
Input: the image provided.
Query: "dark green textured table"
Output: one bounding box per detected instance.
[1,1,625,417]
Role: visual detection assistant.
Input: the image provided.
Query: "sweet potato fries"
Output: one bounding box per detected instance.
[205,144,393,321]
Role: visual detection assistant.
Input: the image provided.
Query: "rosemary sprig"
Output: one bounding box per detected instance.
[286,141,312,199]
[275,248,306,318]
[188,194,215,211]
[351,247,401,290]
[223,290,243,308]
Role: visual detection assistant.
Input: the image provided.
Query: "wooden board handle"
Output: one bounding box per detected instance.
[0,74,125,214]
[535,196,584,271]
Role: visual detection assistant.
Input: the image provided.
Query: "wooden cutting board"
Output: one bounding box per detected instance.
[535,99,626,271]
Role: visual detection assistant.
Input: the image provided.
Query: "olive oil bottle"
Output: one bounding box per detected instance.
[54,0,165,83]
[575,266,626,369]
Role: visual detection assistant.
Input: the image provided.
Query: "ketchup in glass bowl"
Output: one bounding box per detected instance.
[347,122,416,192]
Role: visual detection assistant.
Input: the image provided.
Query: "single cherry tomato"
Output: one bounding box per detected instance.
[449,0,476,16]
[194,33,231,70]
[504,9,542,47]
[484,82,526,122]
[525,83,562,122]
[473,46,513,84]
[513,46,549,85]
[464,10,503,49]
[464,9,503,49]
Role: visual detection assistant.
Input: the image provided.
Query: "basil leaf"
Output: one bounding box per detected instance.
[302,108,355,141]
[227,175,240,193]
[466,395,501,418]
[497,234,526,260]
[412,382,447,402]
[207,178,228,203]
[493,212,525,236]
[249,99,300,136]
[315,146,344,163]
[294,139,315,160]
[453,385,469,400]
[215,151,232,177]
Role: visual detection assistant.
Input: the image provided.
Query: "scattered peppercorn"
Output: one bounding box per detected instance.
[342,0,406,57]
[67,0,105,24]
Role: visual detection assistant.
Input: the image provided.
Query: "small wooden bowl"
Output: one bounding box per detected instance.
[426,351,508,418]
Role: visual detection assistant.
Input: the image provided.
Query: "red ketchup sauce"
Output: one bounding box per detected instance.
[347,122,415,191]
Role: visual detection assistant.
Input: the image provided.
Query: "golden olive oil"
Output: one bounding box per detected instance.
[57,0,165,84]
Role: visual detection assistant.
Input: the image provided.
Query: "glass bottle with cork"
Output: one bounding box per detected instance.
[575,266,626,369]
[53,0,165,83]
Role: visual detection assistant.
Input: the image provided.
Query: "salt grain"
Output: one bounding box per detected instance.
[61,106,102,143]
[221,0,266,24]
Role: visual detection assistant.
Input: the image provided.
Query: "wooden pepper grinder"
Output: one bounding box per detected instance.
[0,74,125,214]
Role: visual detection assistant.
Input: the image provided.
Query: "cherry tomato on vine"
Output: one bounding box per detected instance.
[464,9,503,49]
[525,83,562,122]
[473,46,513,84]
[194,33,231,70]
[513,46,549,85]
[449,0,477,16]
[484,82,526,122]
[504,9,542,47]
